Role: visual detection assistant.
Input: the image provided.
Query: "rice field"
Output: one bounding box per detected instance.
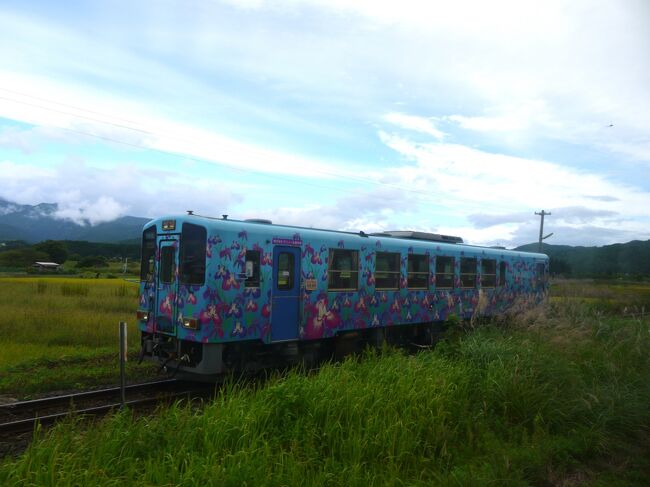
[1,277,649,484]
[0,277,157,397]
[549,278,650,314]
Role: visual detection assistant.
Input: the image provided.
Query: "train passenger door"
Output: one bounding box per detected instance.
[271,246,301,341]
[155,238,179,335]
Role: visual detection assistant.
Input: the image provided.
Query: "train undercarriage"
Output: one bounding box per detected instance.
[140,321,446,381]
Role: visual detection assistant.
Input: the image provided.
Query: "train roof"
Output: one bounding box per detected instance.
[145,214,549,260]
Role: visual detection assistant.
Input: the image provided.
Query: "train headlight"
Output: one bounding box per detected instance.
[137,310,149,321]
[182,318,199,330]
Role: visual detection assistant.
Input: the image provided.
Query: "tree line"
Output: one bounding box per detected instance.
[518,240,650,279]
[2,238,649,278]
[0,240,140,268]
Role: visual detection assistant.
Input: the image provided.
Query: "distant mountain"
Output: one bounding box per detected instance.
[0,198,151,243]
[515,240,650,277]
[2,198,649,277]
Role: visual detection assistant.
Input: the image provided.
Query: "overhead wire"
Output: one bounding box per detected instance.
[0,87,145,127]
[0,88,509,215]
[0,93,410,205]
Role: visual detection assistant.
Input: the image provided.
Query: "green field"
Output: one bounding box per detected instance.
[0,277,157,398]
[1,279,650,484]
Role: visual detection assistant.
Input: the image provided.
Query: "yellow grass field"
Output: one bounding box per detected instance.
[0,277,156,398]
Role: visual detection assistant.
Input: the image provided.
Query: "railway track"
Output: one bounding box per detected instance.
[0,379,215,436]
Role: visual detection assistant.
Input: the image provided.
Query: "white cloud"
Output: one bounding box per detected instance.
[379,131,650,214]
[467,212,534,229]
[54,196,128,226]
[583,195,620,203]
[468,207,620,229]
[2,0,649,166]
[0,74,366,181]
[217,0,650,162]
[0,161,58,205]
[0,159,243,224]
[0,126,40,153]
[603,141,650,163]
[376,131,650,245]
[248,187,408,232]
[0,0,649,247]
[447,114,524,133]
[0,160,54,180]
[444,100,558,134]
[383,113,444,140]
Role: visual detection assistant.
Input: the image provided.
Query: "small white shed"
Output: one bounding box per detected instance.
[33,261,61,271]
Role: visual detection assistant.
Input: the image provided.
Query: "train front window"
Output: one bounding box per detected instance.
[180,223,207,285]
[160,246,175,284]
[140,226,157,281]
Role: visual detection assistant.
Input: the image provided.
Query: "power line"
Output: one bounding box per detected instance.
[0,92,452,204]
[0,92,366,200]
[0,88,517,215]
[0,87,145,127]
[0,94,157,136]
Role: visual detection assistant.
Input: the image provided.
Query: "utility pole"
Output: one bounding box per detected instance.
[535,211,553,253]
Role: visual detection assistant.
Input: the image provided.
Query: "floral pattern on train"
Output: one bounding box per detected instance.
[138,219,549,344]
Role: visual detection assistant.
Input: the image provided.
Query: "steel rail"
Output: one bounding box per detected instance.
[0,379,218,439]
[0,388,208,435]
[0,378,180,416]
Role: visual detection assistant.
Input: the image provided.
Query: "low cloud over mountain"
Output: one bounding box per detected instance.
[0,197,150,243]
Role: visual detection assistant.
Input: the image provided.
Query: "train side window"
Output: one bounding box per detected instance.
[460,257,477,288]
[328,249,359,291]
[160,246,175,284]
[499,261,507,286]
[481,259,497,288]
[245,250,261,288]
[276,252,294,290]
[436,256,454,289]
[407,254,429,289]
[376,252,400,290]
[180,223,207,285]
[140,226,157,281]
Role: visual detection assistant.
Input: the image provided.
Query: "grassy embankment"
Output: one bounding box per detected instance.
[1,280,649,484]
[0,277,157,398]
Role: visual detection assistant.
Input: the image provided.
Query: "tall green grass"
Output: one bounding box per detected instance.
[2,297,649,485]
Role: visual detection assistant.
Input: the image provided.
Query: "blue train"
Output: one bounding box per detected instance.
[137,214,548,377]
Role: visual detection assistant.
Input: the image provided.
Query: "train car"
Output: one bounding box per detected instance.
[137,214,549,378]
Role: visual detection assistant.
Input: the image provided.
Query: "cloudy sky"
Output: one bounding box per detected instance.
[1,0,649,247]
